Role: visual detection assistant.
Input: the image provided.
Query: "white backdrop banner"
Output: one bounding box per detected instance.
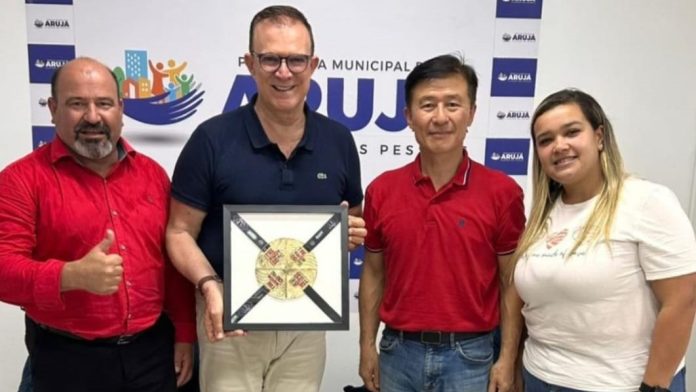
[25,0,543,387]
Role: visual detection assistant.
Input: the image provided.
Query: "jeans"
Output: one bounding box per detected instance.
[378,329,494,392]
[523,367,686,392]
[17,357,32,392]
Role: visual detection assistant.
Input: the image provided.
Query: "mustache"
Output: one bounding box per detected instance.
[75,122,111,137]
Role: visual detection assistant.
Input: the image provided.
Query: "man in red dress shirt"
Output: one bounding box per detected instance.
[0,57,195,392]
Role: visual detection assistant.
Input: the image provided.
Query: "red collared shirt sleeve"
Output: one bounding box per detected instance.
[155,166,196,343]
[494,182,526,254]
[0,157,66,310]
[363,182,383,253]
[163,253,196,343]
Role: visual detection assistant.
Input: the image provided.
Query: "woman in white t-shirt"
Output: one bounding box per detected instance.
[512,89,696,392]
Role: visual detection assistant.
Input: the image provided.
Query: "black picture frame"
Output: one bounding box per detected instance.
[223,204,349,331]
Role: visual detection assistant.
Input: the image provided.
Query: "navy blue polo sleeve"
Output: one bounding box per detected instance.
[171,125,215,212]
[343,132,364,208]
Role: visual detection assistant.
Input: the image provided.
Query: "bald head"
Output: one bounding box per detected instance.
[47,57,124,165]
[51,57,120,100]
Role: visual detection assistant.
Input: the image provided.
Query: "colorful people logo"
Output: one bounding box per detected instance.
[113,50,204,125]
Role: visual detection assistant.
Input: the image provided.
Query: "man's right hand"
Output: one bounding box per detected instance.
[359,346,380,391]
[201,279,246,342]
[61,229,123,294]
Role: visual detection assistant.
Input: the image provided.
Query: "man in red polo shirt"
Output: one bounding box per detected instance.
[0,57,195,392]
[358,54,525,392]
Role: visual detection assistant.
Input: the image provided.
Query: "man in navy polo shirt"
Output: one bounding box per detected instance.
[358,54,526,392]
[166,5,365,392]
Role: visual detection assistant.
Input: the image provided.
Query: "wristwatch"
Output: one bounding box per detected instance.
[639,382,670,392]
[196,274,223,296]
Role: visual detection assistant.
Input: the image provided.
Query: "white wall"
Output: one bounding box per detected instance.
[535,0,696,212]
[1,0,696,391]
[0,1,32,390]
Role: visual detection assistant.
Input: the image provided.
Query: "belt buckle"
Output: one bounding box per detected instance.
[420,331,442,344]
[115,335,133,345]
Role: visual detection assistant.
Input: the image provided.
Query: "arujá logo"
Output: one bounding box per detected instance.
[33,58,68,69]
[507,111,530,119]
[512,33,536,42]
[498,110,530,120]
[498,72,532,83]
[502,33,512,42]
[495,152,525,161]
[113,50,205,125]
[224,74,408,132]
[34,19,70,28]
[44,19,70,28]
[507,73,533,82]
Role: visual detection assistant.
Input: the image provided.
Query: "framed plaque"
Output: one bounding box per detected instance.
[223,204,349,331]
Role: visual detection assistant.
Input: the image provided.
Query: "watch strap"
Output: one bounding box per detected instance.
[196,274,222,296]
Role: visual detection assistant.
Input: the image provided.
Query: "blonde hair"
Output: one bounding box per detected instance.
[513,89,625,263]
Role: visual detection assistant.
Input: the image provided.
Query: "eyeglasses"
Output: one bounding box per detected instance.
[252,52,312,74]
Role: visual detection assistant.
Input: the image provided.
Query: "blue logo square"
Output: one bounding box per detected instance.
[491,58,537,97]
[496,0,544,19]
[484,138,530,175]
[32,126,55,150]
[28,44,75,84]
[349,246,364,279]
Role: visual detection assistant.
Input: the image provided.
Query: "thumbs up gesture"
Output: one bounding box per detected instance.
[61,229,124,295]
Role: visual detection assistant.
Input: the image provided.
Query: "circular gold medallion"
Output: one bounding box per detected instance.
[255,238,317,300]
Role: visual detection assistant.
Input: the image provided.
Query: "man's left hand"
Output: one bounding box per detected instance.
[174,342,193,387]
[488,358,516,392]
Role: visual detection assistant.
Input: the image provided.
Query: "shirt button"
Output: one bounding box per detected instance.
[120,244,127,251]
[126,281,132,287]
[111,210,118,216]
[127,314,132,320]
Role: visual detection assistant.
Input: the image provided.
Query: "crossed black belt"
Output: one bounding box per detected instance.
[385,326,489,345]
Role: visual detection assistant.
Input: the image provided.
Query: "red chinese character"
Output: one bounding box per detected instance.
[266,271,284,289]
[290,248,307,264]
[264,249,281,265]
[291,272,308,288]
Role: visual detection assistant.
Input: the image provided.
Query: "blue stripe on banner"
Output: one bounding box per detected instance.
[496,0,543,19]
[490,58,537,97]
[27,44,75,83]
[32,126,55,149]
[484,138,531,175]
